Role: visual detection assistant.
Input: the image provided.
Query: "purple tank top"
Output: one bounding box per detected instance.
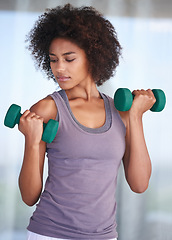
[27,90,126,239]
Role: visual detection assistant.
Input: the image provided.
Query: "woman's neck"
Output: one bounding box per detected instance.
[65,80,100,102]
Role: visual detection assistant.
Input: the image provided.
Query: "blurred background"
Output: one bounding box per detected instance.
[0,0,172,239]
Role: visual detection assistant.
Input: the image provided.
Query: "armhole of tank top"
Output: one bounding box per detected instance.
[106,95,126,135]
[48,92,60,122]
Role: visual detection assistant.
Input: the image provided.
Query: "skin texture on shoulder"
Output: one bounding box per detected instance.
[30,95,58,123]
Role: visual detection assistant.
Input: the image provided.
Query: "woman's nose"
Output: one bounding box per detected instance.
[56,60,65,72]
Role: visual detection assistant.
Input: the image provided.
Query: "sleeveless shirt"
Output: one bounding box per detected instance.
[27,90,126,239]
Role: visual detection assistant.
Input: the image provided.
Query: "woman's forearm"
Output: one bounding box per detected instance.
[124,113,152,193]
[18,140,45,206]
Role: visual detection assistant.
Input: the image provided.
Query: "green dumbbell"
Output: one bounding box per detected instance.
[114,88,166,112]
[4,104,59,143]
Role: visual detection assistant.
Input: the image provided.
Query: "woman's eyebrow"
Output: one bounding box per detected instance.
[62,52,76,56]
[49,52,76,56]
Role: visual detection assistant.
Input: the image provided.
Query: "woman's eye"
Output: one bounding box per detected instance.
[66,58,76,62]
[49,58,75,63]
[50,59,57,63]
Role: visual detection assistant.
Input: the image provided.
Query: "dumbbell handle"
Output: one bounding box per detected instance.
[14,112,47,131]
[16,113,58,143]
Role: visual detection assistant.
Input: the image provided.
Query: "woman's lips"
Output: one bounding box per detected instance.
[57,76,71,82]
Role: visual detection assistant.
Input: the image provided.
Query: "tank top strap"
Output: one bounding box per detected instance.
[48,90,69,123]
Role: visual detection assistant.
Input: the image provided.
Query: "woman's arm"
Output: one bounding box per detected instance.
[18,96,57,206]
[120,89,156,193]
[18,135,46,206]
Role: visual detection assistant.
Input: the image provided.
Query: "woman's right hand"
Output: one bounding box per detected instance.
[18,110,44,145]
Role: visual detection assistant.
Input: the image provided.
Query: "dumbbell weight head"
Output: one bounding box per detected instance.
[114,88,133,111]
[150,89,166,112]
[42,119,59,143]
[4,104,22,128]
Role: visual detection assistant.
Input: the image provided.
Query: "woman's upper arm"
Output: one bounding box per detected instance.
[29,96,58,179]
[118,111,130,171]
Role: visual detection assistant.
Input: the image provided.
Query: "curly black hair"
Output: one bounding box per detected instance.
[26,4,122,86]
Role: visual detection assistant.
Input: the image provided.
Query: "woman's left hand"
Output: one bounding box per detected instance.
[130,89,156,117]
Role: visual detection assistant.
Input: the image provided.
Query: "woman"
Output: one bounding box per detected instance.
[18,4,155,240]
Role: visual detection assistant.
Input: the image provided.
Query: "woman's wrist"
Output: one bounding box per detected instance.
[25,137,40,150]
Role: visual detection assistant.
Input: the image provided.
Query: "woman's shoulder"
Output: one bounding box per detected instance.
[30,95,57,123]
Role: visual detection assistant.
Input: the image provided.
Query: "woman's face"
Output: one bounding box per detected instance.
[49,38,92,90]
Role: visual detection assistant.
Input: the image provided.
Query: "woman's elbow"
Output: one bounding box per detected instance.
[129,182,149,194]
[21,195,39,207]
[19,185,41,206]
[18,180,42,206]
